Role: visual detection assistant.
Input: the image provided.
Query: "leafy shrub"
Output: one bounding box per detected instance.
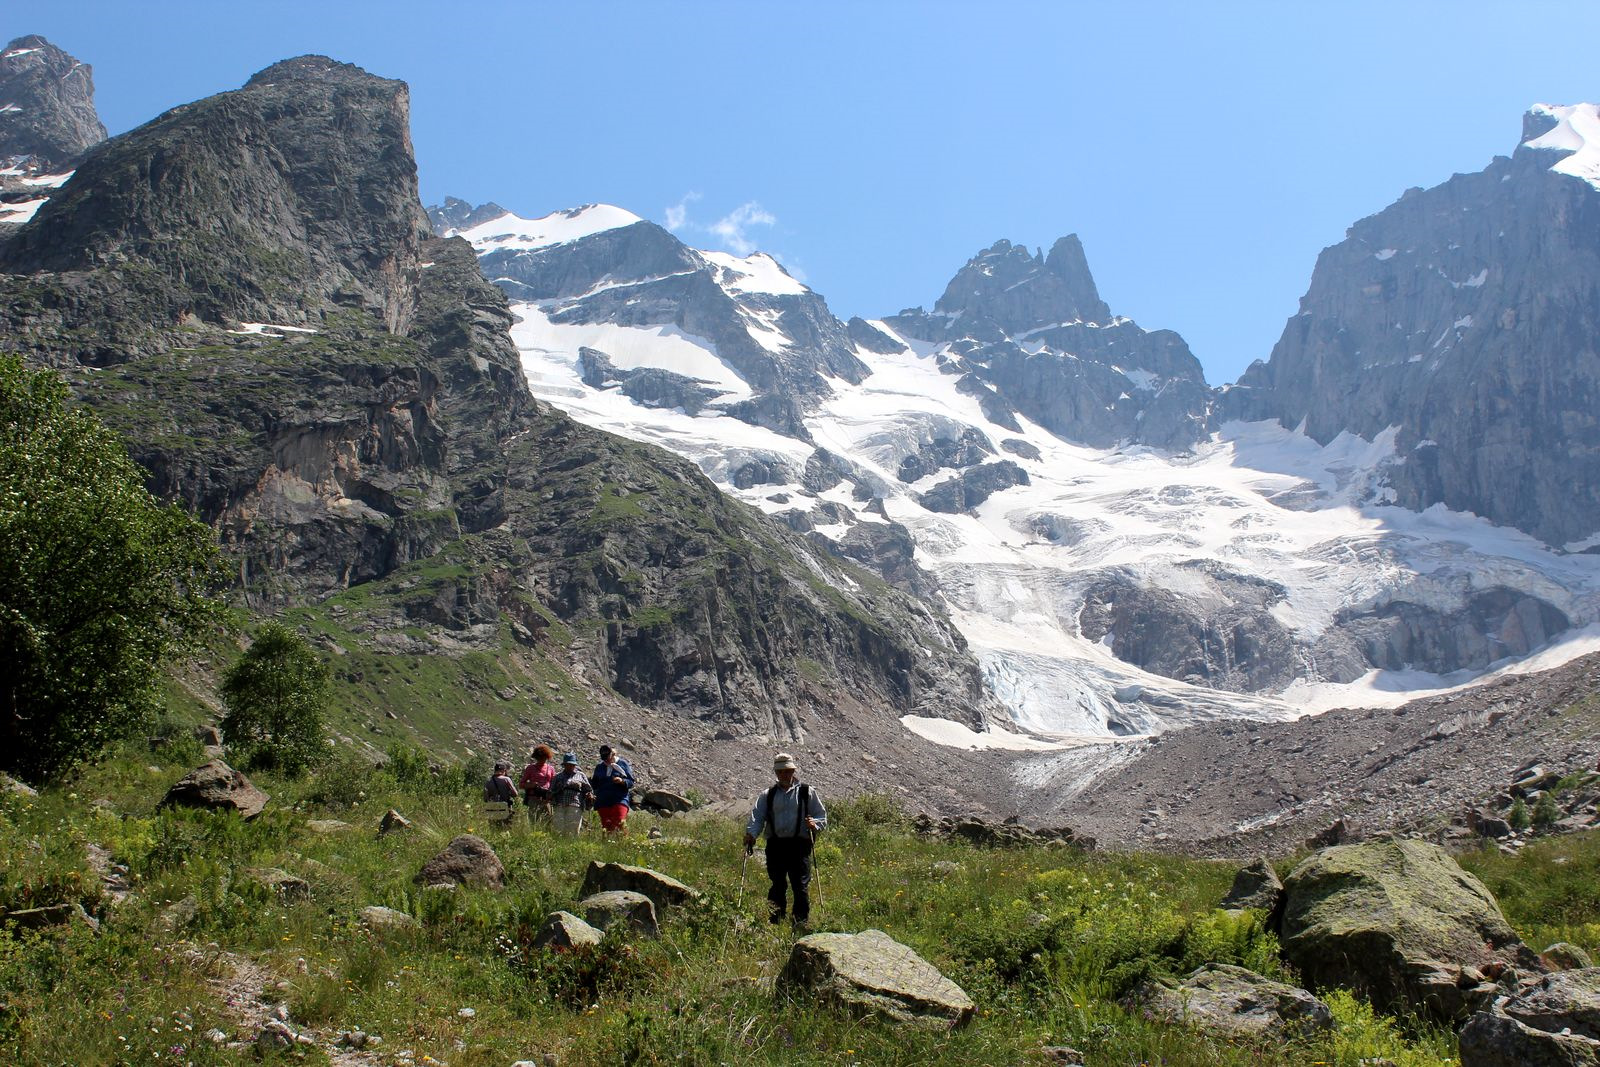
[1509,797,1531,830]
[826,792,911,835]
[1533,791,1562,829]
[220,623,329,774]
[301,748,377,809]
[1175,908,1285,978]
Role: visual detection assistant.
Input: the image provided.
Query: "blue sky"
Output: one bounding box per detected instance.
[17,2,1600,383]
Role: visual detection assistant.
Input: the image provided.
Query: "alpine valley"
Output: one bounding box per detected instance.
[7,34,1600,841]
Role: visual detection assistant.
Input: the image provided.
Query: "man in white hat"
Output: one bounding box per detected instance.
[744,752,827,926]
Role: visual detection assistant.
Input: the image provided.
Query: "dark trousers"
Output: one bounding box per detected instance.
[765,836,814,922]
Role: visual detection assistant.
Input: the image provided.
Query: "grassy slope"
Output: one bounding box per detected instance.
[6,746,1573,1066]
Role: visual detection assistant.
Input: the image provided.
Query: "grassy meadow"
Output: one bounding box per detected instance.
[5,736,1597,1066]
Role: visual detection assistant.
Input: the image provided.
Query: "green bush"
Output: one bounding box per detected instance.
[220,622,329,774]
[1533,791,1562,829]
[1509,797,1532,830]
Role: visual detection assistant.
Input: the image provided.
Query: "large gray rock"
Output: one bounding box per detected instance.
[1459,968,1600,1066]
[358,906,418,931]
[776,929,974,1030]
[1128,963,1334,1040]
[578,890,658,938]
[579,861,700,909]
[532,910,604,951]
[1280,838,1536,1022]
[414,835,505,889]
[1221,857,1284,914]
[160,760,269,818]
[0,35,107,170]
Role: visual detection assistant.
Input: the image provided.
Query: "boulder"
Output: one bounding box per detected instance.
[248,867,310,902]
[1,902,99,933]
[305,819,352,834]
[776,929,974,1029]
[358,906,418,930]
[160,759,269,818]
[641,789,692,813]
[379,808,412,834]
[1127,963,1334,1040]
[0,773,37,797]
[1280,838,1537,1022]
[193,724,223,746]
[1220,857,1283,915]
[579,861,700,909]
[532,910,605,951]
[578,890,658,937]
[414,835,504,889]
[1459,968,1600,1066]
[1542,943,1595,971]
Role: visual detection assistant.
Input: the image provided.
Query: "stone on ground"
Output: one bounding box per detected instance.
[1541,942,1595,971]
[414,834,505,889]
[532,910,605,951]
[1458,968,1600,1066]
[641,789,692,813]
[1280,838,1536,1022]
[578,890,658,937]
[160,759,269,818]
[248,867,310,902]
[358,906,418,930]
[1220,856,1283,914]
[1127,963,1334,1040]
[379,808,412,834]
[579,861,700,909]
[776,928,974,1029]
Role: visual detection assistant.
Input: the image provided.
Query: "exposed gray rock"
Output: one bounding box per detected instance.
[379,809,413,834]
[358,905,418,930]
[414,834,505,889]
[579,861,700,908]
[426,196,509,234]
[248,868,311,902]
[776,929,974,1029]
[1459,968,1600,1066]
[1542,943,1595,971]
[1220,857,1283,914]
[639,790,692,814]
[160,760,269,818]
[578,890,658,937]
[913,813,1090,850]
[1280,838,1536,1022]
[0,36,106,170]
[1128,963,1334,1040]
[0,772,36,797]
[532,910,603,950]
[918,460,1029,513]
[193,724,223,746]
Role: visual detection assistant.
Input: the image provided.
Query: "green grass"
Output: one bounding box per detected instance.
[0,744,1526,1067]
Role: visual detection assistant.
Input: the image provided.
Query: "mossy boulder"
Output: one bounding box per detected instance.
[776,929,974,1030]
[1127,963,1334,1040]
[1280,838,1536,1022]
[1459,968,1600,1066]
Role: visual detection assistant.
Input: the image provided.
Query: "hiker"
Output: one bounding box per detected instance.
[520,744,556,823]
[483,761,518,827]
[744,752,827,926]
[592,744,635,834]
[550,752,593,836]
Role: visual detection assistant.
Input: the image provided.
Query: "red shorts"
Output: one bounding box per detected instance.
[597,803,629,831]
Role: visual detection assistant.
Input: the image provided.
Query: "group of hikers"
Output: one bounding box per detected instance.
[482,744,636,835]
[484,747,828,926]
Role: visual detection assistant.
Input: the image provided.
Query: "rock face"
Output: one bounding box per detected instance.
[579,861,700,908]
[1220,858,1283,914]
[776,929,974,1029]
[1279,838,1535,1022]
[0,36,106,169]
[0,55,999,749]
[886,237,1214,451]
[1234,105,1600,548]
[1128,964,1334,1040]
[160,760,269,818]
[415,835,505,889]
[1458,968,1600,1066]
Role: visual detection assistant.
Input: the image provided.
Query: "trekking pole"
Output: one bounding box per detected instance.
[736,845,750,912]
[808,825,821,919]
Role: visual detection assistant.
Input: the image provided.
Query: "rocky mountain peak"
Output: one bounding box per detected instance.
[1,53,429,334]
[933,232,1113,333]
[0,34,107,170]
[427,196,510,234]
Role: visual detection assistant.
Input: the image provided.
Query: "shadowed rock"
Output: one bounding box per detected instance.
[1459,968,1600,1066]
[579,861,700,909]
[533,910,603,951]
[1221,857,1283,915]
[1127,963,1334,1040]
[414,834,504,889]
[160,760,269,818]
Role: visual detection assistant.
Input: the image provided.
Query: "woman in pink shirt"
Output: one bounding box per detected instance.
[519,744,556,823]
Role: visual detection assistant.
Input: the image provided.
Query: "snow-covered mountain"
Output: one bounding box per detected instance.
[433,182,1600,740]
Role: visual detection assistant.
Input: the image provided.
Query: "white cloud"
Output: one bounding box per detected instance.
[710,201,776,256]
[664,191,700,231]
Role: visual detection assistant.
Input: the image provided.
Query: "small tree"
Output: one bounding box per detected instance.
[1532,790,1562,830]
[220,623,329,774]
[0,355,223,783]
[1508,796,1531,831]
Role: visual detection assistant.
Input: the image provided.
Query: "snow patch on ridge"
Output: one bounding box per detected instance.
[1524,103,1600,191]
[703,250,808,296]
[455,204,644,250]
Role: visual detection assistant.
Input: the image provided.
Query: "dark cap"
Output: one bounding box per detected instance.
[599,744,614,757]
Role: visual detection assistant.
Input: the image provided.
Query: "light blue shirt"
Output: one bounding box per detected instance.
[746,780,827,840]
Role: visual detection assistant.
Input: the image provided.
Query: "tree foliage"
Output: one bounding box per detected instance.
[0,355,223,783]
[220,622,329,774]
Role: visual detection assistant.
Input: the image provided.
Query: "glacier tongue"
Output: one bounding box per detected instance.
[451,204,1600,741]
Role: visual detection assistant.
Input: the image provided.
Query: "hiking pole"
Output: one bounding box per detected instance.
[736,844,751,912]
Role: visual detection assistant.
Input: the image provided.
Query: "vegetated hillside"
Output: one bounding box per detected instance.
[1035,649,1600,856]
[14,739,1592,1065]
[0,55,1003,796]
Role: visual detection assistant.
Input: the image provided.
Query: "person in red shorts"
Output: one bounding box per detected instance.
[592,744,634,833]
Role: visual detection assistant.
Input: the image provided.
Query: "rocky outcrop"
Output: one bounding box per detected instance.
[415,835,505,889]
[912,813,1090,850]
[1128,964,1334,1040]
[160,760,269,818]
[0,36,106,169]
[532,910,603,951]
[579,862,699,909]
[886,237,1214,450]
[1234,106,1600,548]
[1459,968,1600,1066]
[776,929,974,1029]
[1220,858,1283,914]
[918,460,1029,514]
[1279,838,1536,1022]
[578,890,658,937]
